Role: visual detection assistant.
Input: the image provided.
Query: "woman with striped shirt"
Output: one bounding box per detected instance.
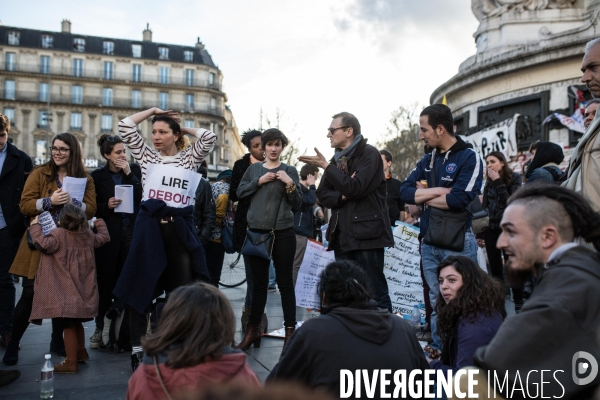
[113,107,216,371]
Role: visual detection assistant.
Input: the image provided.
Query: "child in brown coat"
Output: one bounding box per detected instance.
[29,204,110,373]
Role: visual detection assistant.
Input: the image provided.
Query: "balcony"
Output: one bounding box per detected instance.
[0,90,223,117]
[0,62,221,90]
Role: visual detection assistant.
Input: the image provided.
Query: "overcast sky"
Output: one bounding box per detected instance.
[3,0,479,159]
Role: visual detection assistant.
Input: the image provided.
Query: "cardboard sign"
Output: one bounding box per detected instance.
[460,113,519,160]
[295,240,336,309]
[143,164,201,208]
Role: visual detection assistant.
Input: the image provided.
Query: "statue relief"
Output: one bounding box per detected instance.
[472,0,578,21]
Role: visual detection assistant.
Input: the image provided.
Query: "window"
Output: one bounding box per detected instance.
[3,108,15,125]
[72,85,83,104]
[102,88,113,106]
[184,50,194,62]
[103,41,114,55]
[101,114,112,131]
[5,52,16,71]
[39,83,49,102]
[159,67,169,84]
[103,61,113,80]
[159,92,168,109]
[184,120,194,128]
[132,44,142,58]
[185,94,194,110]
[73,38,85,52]
[185,69,194,87]
[40,56,50,74]
[132,64,141,82]
[158,47,169,60]
[36,139,47,161]
[39,111,49,127]
[210,98,216,110]
[8,31,19,46]
[73,59,83,77]
[4,80,15,100]
[41,35,53,49]
[131,90,141,108]
[70,112,82,130]
[209,72,215,86]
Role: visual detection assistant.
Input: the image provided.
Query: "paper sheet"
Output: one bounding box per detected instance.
[62,177,87,203]
[114,185,134,213]
[295,240,335,309]
[39,211,57,235]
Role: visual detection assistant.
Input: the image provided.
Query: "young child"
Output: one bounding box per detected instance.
[29,204,110,374]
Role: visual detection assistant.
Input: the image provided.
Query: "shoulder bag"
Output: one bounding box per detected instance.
[220,208,236,254]
[470,195,489,235]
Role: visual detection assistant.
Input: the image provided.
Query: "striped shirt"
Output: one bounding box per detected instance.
[118,117,216,188]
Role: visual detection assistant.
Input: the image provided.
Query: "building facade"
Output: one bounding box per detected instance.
[0,20,244,176]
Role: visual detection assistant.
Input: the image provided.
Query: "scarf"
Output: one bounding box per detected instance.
[333,134,363,175]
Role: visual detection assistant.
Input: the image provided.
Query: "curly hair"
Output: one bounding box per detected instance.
[317,260,371,311]
[435,256,506,366]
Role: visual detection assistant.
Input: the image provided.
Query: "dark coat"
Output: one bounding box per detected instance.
[293,183,317,238]
[474,245,600,399]
[385,176,404,225]
[316,139,394,252]
[193,178,216,246]
[113,200,210,314]
[482,171,521,229]
[267,301,429,399]
[91,163,142,290]
[230,154,252,252]
[0,142,33,239]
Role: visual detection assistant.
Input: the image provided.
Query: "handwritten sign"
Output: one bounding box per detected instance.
[143,164,201,208]
[384,222,424,316]
[295,240,336,309]
[461,113,519,160]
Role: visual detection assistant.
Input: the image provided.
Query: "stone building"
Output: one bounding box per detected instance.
[0,20,244,176]
[431,0,600,168]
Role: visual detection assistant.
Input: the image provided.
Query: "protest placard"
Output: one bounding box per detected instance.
[39,211,57,236]
[460,113,519,160]
[143,164,201,208]
[295,240,335,309]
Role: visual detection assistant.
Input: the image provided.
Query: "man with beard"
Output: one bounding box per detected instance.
[472,183,600,399]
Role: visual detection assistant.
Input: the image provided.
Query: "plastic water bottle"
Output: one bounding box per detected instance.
[411,305,421,329]
[40,354,54,399]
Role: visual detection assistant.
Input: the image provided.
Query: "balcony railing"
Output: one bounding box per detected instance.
[0,62,222,90]
[0,90,223,117]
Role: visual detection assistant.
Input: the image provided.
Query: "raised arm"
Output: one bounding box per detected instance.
[181,126,217,167]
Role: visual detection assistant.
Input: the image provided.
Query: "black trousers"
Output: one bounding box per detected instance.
[247,228,296,327]
[483,227,523,304]
[205,240,225,287]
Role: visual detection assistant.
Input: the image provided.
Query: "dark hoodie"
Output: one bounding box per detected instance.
[267,300,429,399]
[525,141,564,180]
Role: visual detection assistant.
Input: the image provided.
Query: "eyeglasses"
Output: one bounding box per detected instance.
[327,126,349,134]
[107,135,122,142]
[50,146,70,155]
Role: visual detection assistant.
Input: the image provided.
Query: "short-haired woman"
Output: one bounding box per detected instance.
[236,128,302,350]
[126,283,260,399]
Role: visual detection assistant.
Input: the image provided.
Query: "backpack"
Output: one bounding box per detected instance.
[542,166,567,184]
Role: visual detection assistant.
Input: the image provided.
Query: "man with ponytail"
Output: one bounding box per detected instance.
[472,183,600,399]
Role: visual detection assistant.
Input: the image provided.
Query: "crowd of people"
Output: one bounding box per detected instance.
[0,38,600,400]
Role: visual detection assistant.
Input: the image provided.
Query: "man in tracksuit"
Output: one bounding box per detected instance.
[400,104,483,353]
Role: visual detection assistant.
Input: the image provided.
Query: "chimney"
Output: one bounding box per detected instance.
[196,37,205,51]
[61,19,71,33]
[143,23,152,42]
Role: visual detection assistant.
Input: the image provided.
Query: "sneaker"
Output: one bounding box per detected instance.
[90,328,102,349]
[416,331,433,343]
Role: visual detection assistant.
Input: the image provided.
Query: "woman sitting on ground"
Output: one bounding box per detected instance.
[126,282,260,400]
[430,255,505,373]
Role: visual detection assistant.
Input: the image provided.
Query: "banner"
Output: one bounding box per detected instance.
[461,113,519,160]
[384,222,424,316]
[543,112,585,134]
[143,164,201,208]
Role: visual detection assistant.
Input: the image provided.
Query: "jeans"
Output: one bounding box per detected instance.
[268,261,276,288]
[336,248,393,313]
[421,229,477,350]
[205,240,225,287]
[247,228,296,327]
[0,228,19,334]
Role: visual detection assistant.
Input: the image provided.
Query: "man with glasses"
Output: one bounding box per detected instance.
[0,114,32,387]
[299,112,394,312]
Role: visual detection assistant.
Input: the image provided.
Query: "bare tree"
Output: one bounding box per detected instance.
[376,103,424,181]
[257,107,305,168]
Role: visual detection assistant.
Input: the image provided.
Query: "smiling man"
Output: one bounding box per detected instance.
[473,183,600,399]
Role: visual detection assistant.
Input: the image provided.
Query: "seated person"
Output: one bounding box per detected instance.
[429,256,505,372]
[127,283,260,400]
[267,260,429,399]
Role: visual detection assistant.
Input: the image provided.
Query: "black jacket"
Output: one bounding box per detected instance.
[316,139,394,252]
[474,245,600,399]
[482,171,521,229]
[0,142,33,239]
[193,178,216,246]
[293,183,317,238]
[385,176,404,225]
[91,163,143,280]
[230,154,252,252]
[268,301,429,399]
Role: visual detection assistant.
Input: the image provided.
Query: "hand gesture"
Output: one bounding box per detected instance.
[276,170,293,186]
[258,172,277,186]
[113,159,131,175]
[107,197,122,209]
[50,188,70,206]
[30,215,39,226]
[306,173,316,186]
[94,218,103,227]
[153,108,180,122]
[487,167,500,181]
[298,148,328,170]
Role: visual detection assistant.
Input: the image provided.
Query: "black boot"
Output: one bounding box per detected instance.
[2,341,19,366]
